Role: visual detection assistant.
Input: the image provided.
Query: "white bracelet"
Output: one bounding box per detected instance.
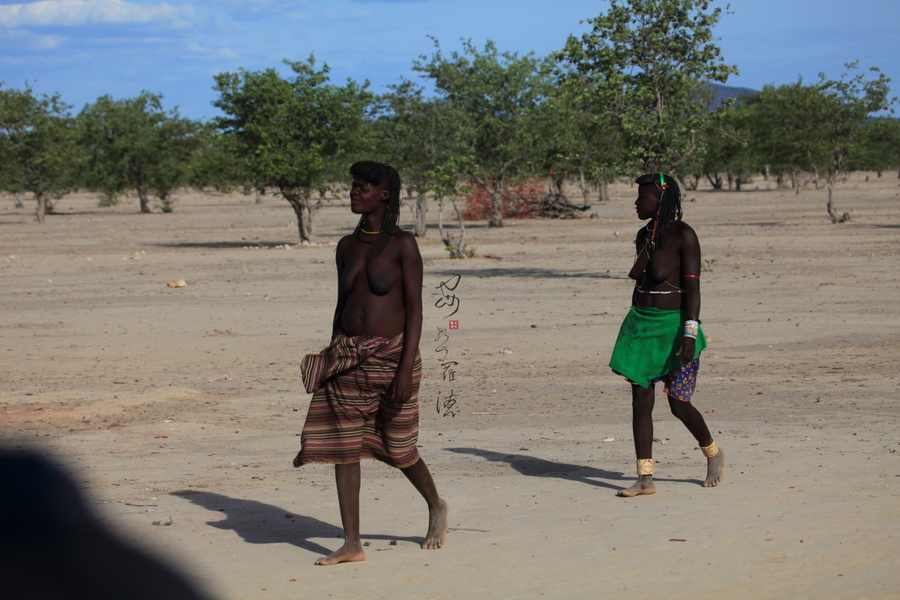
[684,319,699,337]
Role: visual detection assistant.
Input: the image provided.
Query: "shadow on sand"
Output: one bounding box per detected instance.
[171,490,423,558]
[430,266,627,281]
[444,448,699,492]
[153,241,297,249]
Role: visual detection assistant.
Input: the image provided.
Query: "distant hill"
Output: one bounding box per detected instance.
[704,82,758,108]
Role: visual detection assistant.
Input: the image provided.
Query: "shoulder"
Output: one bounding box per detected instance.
[393,229,419,249]
[672,221,699,249]
[336,234,353,252]
[391,230,422,261]
[673,221,697,239]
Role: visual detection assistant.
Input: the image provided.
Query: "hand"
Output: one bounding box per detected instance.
[676,336,696,365]
[387,368,414,405]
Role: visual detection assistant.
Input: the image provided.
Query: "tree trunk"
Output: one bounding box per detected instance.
[437,197,468,258]
[487,185,504,228]
[35,191,46,223]
[764,165,770,181]
[577,168,591,206]
[726,170,734,191]
[826,172,839,223]
[284,191,315,244]
[138,186,151,213]
[598,174,610,204]
[406,186,427,237]
[254,189,262,204]
[414,193,427,237]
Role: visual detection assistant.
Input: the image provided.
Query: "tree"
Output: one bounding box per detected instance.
[849,117,900,176]
[0,84,79,222]
[414,39,552,227]
[694,99,756,190]
[542,70,623,205]
[185,124,244,193]
[78,92,200,212]
[213,56,372,243]
[373,80,472,237]
[422,159,474,258]
[556,0,737,175]
[813,63,895,222]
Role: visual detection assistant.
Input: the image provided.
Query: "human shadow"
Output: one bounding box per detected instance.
[445,448,699,492]
[171,490,422,557]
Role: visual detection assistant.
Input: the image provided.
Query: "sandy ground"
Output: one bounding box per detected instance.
[2,172,899,599]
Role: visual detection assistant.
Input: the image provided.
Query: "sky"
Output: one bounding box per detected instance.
[1,0,898,121]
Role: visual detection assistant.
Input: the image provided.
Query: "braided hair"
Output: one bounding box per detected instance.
[635,172,682,253]
[349,161,402,257]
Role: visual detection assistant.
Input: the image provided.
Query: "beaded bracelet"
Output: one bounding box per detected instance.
[684,319,699,339]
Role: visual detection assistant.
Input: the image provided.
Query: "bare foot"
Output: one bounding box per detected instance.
[617,475,656,497]
[315,541,365,566]
[703,448,725,487]
[422,499,449,549]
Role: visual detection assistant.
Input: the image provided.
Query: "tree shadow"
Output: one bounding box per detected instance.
[430,266,627,280]
[153,241,298,249]
[444,448,699,492]
[170,490,422,557]
[858,223,900,229]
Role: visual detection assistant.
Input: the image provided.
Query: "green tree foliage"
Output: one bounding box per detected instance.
[0,84,79,222]
[849,117,900,175]
[373,81,461,237]
[694,98,756,190]
[213,56,372,243]
[741,81,834,191]
[186,123,244,193]
[78,92,200,212]
[542,71,622,205]
[556,0,737,175]
[414,39,552,227]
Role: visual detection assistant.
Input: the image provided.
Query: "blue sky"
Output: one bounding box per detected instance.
[1,0,898,120]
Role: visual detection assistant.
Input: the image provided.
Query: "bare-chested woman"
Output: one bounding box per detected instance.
[293,161,448,564]
[609,173,725,497]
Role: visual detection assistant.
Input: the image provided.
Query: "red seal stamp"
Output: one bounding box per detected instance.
[449,320,459,330]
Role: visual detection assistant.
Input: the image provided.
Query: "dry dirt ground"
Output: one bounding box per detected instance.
[2,172,899,600]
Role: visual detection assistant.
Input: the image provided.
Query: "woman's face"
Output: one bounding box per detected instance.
[350,178,389,215]
[635,185,660,220]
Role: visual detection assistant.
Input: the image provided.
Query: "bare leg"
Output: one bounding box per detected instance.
[618,384,657,497]
[667,396,725,487]
[400,458,448,549]
[316,462,365,565]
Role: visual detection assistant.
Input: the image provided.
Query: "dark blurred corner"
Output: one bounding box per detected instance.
[0,450,214,600]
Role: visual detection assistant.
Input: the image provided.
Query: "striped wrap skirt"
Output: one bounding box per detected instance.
[296,333,421,469]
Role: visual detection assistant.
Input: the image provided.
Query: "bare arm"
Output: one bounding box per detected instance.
[388,233,423,404]
[676,224,702,363]
[331,236,351,341]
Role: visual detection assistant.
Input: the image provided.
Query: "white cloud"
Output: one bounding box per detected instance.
[0,26,65,49]
[0,0,196,29]
[188,41,237,60]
